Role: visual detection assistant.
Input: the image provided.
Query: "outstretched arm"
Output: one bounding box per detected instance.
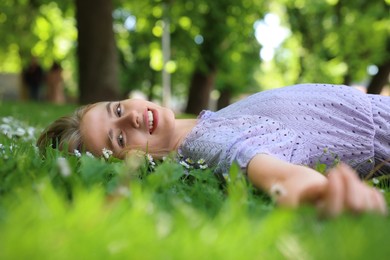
[247,154,387,216]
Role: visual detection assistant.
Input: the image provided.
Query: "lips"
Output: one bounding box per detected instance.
[146,109,158,134]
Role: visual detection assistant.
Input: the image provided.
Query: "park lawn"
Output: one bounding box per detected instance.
[0,100,390,259]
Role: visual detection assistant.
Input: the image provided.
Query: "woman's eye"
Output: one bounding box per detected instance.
[116,103,122,117]
[117,133,124,148]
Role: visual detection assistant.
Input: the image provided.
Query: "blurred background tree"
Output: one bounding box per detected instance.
[280,0,389,90]
[76,0,121,103]
[0,0,389,112]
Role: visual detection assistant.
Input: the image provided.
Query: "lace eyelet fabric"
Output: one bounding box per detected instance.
[179,84,390,177]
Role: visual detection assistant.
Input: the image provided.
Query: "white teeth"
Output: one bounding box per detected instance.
[148,110,153,130]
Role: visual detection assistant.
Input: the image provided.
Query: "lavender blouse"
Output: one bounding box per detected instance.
[179,84,390,177]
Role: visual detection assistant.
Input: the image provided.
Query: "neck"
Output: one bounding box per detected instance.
[171,118,197,151]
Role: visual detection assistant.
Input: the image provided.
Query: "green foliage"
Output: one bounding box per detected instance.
[268,0,390,86]
[1,101,390,258]
[115,0,265,100]
[0,0,76,72]
[1,0,388,103]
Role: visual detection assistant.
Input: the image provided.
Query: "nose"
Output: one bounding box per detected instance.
[117,110,140,129]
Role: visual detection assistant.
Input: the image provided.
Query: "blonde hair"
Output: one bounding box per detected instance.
[36,104,95,154]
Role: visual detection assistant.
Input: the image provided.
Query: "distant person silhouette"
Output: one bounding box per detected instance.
[46,62,65,104]
[22,56,45,101]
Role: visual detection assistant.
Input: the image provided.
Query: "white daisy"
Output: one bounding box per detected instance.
[102,148,113,159]
[56,157,71,177]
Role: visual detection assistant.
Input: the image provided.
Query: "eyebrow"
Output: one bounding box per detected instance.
[106,102,114,150]
[108,129,114,149]
[106,102,112,117]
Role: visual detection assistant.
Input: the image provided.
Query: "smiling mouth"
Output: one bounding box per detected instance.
[147,110,154,134]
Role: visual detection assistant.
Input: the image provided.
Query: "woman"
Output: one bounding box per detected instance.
[37,84,390,216]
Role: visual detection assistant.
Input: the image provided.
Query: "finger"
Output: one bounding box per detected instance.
[321,169,344,217]
[371,188,388,215]
[363,188,375,211]
[338,163,367,213]
[339,163,387,214]
[363,187,385,212]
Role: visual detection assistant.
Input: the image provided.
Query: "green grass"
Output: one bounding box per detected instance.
[1,101,390,259]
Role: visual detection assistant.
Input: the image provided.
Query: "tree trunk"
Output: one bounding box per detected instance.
[343,73,352,86]
[217,88,232,110]
[367,60,390,94]
[75,0,120,104]
[185,68,217,115]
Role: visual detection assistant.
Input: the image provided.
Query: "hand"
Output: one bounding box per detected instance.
[318,163,388,217]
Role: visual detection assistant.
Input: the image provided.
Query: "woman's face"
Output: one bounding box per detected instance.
[80,99,176,158]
